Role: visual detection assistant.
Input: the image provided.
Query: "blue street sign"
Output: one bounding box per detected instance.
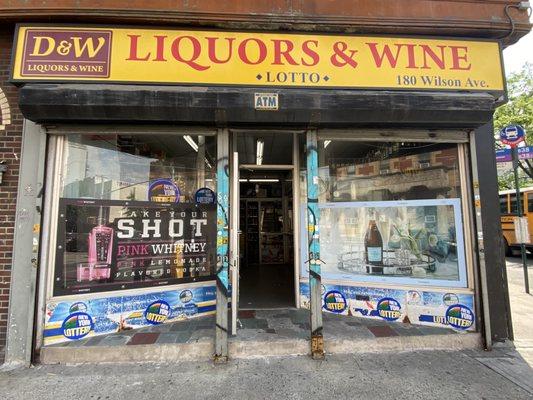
[496,146,533,163]
[518,146,533,160]
[500,124,526,148]
[495,148,512,163]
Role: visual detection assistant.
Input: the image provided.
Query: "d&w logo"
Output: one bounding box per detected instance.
[21,29,112,78]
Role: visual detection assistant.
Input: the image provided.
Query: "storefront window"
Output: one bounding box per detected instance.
[500,195,509,214]
[54,134,218,296]
[311,141,468,288]
[510,194,518,215]
[317,142,461,202]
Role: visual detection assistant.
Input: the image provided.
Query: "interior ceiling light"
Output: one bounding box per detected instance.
[249,178,279,183]
[324,140,332,148]
[183,135,199,152]
[256,139,264,165]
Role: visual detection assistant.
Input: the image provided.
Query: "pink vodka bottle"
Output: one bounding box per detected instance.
[88,225,114,280]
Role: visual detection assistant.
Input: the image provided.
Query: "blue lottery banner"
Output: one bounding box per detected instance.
[44,284,216,345]
[148,178,180,203]
[301,282,475,331]
[195,187,216,204]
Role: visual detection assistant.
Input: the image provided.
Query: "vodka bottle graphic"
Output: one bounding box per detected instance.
[90,225,113,279]
[77,225,113,282]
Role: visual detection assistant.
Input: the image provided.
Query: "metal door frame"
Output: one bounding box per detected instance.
[229,130,301,327]
[230,150,239,335]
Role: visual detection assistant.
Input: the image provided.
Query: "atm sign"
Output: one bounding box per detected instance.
[254,93,278,110]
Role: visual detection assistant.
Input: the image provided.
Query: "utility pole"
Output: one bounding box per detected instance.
[500,124,530,294]
[512,147,530,294]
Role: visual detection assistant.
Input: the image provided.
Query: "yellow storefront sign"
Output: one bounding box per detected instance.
[11,25,504,92]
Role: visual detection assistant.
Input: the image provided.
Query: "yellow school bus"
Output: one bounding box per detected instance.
[500,186,533,255]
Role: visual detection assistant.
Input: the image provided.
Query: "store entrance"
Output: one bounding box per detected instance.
[238,169,295,309]
[231,130,300,312]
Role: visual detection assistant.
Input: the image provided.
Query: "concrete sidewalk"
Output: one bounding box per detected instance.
[1,349,532,400]
[505,255,533,366]
[1,257,531,399]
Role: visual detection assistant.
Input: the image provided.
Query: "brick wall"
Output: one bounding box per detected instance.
[0,27,21,363]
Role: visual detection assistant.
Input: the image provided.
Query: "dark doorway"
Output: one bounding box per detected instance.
[238,170,295,309]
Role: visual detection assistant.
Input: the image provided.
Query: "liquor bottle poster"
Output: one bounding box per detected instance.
[300,198,468,288]
[55,198,217,296]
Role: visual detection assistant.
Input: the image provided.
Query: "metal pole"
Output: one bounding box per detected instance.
[512,147,530,294]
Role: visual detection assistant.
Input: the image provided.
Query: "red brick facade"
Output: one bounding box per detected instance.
[0,27,21,362]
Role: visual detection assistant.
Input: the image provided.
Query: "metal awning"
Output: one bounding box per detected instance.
[19,83,497,128]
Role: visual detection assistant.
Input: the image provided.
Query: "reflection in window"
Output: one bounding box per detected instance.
[309,140,468,287]
[62,134,217,202]
[317,141,461,202]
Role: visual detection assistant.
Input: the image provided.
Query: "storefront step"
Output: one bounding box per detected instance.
[325,333,481,355]
[39,309,482,365]
[39,342,215,364]
[39,333,481,364]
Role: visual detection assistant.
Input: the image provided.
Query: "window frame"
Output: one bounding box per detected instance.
[43,127,219,302]
[307,130,474,291]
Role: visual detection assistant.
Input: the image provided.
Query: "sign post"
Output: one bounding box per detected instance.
[500,124,530,294]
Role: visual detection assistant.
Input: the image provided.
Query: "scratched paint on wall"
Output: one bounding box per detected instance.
[0,88,11,130]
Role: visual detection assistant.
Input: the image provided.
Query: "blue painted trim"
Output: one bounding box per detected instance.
[216,155,230,292]
[306,131,322,311]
